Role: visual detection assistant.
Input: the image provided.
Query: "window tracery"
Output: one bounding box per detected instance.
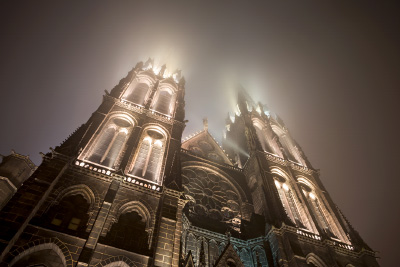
[253,119,282,157]
[300,182,348,243]
[128,127,166,184]
[82,116,133,169]
[151,85,176,116]
[272,173,314,232]
[122,77,152,106]
[182,167,242,232]
[271,125,305,165]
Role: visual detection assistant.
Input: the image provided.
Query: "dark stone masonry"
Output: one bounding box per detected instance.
[0,59,379,266]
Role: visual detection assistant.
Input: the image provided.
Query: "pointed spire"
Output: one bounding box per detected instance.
[143,58,153,69]
[203,118,208,132]
[159,64,167,77]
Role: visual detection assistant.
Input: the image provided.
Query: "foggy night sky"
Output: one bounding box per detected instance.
[0,2,399,266]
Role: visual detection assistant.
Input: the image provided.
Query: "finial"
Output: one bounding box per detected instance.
[203,118,208,131]
[144,58,153,69]
[159,64,167,77]
[225,230,231,243]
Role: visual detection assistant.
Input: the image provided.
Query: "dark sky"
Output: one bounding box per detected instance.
[1,2,399,265]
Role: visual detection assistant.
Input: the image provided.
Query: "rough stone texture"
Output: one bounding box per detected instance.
[0,62,379,267]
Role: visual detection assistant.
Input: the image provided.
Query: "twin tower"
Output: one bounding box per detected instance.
[0,60,379,267]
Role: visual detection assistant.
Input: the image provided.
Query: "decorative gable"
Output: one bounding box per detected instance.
[214,243,244,267]
[182,119,233,166]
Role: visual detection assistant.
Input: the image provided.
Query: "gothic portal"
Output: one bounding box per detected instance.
[0,59,379,267]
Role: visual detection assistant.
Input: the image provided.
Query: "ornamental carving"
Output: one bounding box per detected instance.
[182,167,241,232]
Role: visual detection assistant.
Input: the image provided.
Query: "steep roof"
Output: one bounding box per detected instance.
[182,127,233,166]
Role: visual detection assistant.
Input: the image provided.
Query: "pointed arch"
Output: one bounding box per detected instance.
[252,118,282,157]
[80,113,136,169]
[54,184,97,211]
[151,83,177,116]
[122,72,155,106]
[9,238,72,267]
[271,168,315,232]
[298,176,350,244]
[100,200,152,254]
[305,253,328,267]
[127,125,169,184]
[116,200,153,228]
[271,125,305,165]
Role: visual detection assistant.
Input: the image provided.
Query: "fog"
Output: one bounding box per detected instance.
[0,2,399,265]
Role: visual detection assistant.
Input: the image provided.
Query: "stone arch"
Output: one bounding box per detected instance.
[271,125,305,165]
[94,255,137,267]
[115,200,153,228]
[151,82,178,116]
[122,71,156,106]
[79,112,137,169]
[182,161,249,203]
[298,175,350,244]
[126,123,170,184]
[271,167,314,231]
[305,253,328,267]
[54,184,98,211]
[9,238,72,267]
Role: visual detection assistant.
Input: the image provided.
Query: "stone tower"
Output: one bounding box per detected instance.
[0,61,379,267]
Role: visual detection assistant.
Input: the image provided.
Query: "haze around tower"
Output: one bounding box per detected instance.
[0,2,399,266]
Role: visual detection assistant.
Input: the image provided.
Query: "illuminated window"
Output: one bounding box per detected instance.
[151,87,176,116]
[122,79,151,106]
[304,190,341,239]
[129,129,166,184]
[85,117,133,169]
[253,120,283,157]
[275,179,304,227]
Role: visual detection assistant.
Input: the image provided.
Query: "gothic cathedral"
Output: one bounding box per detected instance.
[0,60,379,267]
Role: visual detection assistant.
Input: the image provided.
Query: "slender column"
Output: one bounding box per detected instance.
[76,180,120,267]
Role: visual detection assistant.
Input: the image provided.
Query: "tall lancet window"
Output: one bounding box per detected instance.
[151,86,176,116]
[84,117,133,169]
[129,128,166,184]
[253,119,283,157]
[122,78,151,106]
[301,184,348,243]
[272,125,306,165]
[274,176,313,232]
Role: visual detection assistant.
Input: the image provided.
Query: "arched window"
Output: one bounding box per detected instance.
[151,86,176,116]
[99,211,149,254]
[128,128,166,184]
[299,178,349,244]
[304,189,342,240]
[271,125,305,165]
[275,178,304,228]
[253,120,282,157]
[122,79,151,106]
[45,194,90,236]
[84,116,133,169]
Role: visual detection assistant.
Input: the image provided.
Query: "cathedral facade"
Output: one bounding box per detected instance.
[0,60,379,267]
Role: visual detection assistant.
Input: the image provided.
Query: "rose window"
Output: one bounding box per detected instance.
[182,167,241,224]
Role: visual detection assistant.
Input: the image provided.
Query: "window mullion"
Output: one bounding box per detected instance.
[100,128,118,163]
